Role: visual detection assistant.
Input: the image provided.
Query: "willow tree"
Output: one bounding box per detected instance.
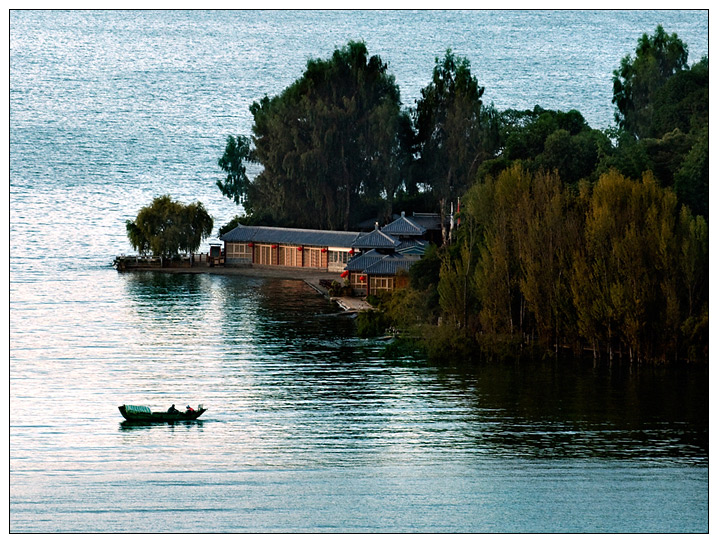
[126,195,213,257]
[237,41,410,230]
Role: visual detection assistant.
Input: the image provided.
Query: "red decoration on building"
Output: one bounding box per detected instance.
[248,242,254,248]
[297,246,303,251]
[349,249,355,255]
[321,247,327,253]
[359,275,366,282]
[271,244,278,249]
[340,270,349,278]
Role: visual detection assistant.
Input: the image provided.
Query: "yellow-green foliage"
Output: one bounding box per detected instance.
[388,166,708,364]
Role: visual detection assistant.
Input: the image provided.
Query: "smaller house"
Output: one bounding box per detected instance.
[380,211,427,238]
[363,252,419,295]
[345,213,429,296]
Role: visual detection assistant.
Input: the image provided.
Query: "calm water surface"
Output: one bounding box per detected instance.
[10,10,708,533]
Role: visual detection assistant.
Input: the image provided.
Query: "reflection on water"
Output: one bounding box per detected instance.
[431,360,708,462]
[116,274,709,467]
[11,273,708,532]
[119,420,206,432]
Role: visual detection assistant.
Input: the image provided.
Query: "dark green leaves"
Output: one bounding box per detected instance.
[612,25,689,139]
[217,135,254,205]
[414,50,497,202]
[126,195,213,257]
[245,41,408,230]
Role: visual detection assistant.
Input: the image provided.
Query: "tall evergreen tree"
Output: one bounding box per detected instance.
[612,25,689,139]
[217,135,254,206]
[414,50,500,243]
[244,41,409,230]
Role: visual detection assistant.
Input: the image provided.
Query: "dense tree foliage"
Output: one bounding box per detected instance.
[603,49,708,217]
[414,50,500,242]
[231,41,411,230]
[478,106,612,187]
[387,167,707,363]
[217,135,254,205]
[649,56,708,137]
[612,25,689,139]
[126,195,213,257]
[673,123,708,218]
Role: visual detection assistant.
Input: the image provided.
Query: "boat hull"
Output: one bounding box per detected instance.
[118,405,207,422]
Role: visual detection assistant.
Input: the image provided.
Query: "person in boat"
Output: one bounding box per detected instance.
[186,405,195,413]
[168,404,179,414]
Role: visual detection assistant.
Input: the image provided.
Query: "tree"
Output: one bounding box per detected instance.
[612,25,689,139]
[437,241,474,329]
[513,170,578,351]
[126,195,213,257]
[414,50,500,243]
[605,50,707,217]
[471,167,525,340]
[502,107,586,160]
[649,56,708,138]
[243,41,410,230]
[489,106,610,187]
[673,124,708,217]
[217,135,254,206]
[570,170,698,362]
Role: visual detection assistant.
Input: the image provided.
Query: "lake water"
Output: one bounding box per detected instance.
[9,10,709,533]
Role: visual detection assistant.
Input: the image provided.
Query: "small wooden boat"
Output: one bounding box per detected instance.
[118,404,207,422]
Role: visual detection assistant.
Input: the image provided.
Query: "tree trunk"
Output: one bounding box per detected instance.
[342,143,352,231]
[439,168,453,246]
[439,197,448,246]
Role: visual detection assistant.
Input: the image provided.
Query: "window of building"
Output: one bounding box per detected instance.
[279,246,300,267]
[328,250,349,266]
[227,242,251,259]
[369,276,394,295]
[350,272,366,291]
[255,244,272,265]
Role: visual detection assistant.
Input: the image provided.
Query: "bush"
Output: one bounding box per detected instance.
[356,310,391,338]
[328,280,353,297]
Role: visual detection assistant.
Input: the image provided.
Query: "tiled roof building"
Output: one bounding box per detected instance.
[219,211,439,295]
[352,223,401,250]
[345,213,434,296]
[221,224,361,272]
[221,224,361,247]
[380,211,427,237]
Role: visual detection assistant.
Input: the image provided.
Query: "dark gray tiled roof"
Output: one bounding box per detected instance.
[352,225,400,249]
[396,239,428,255]
[381,211,427,236]
[220,224,361,247]
[410,212,444,230]
[363,253,420,275]
[345,249,384,271]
